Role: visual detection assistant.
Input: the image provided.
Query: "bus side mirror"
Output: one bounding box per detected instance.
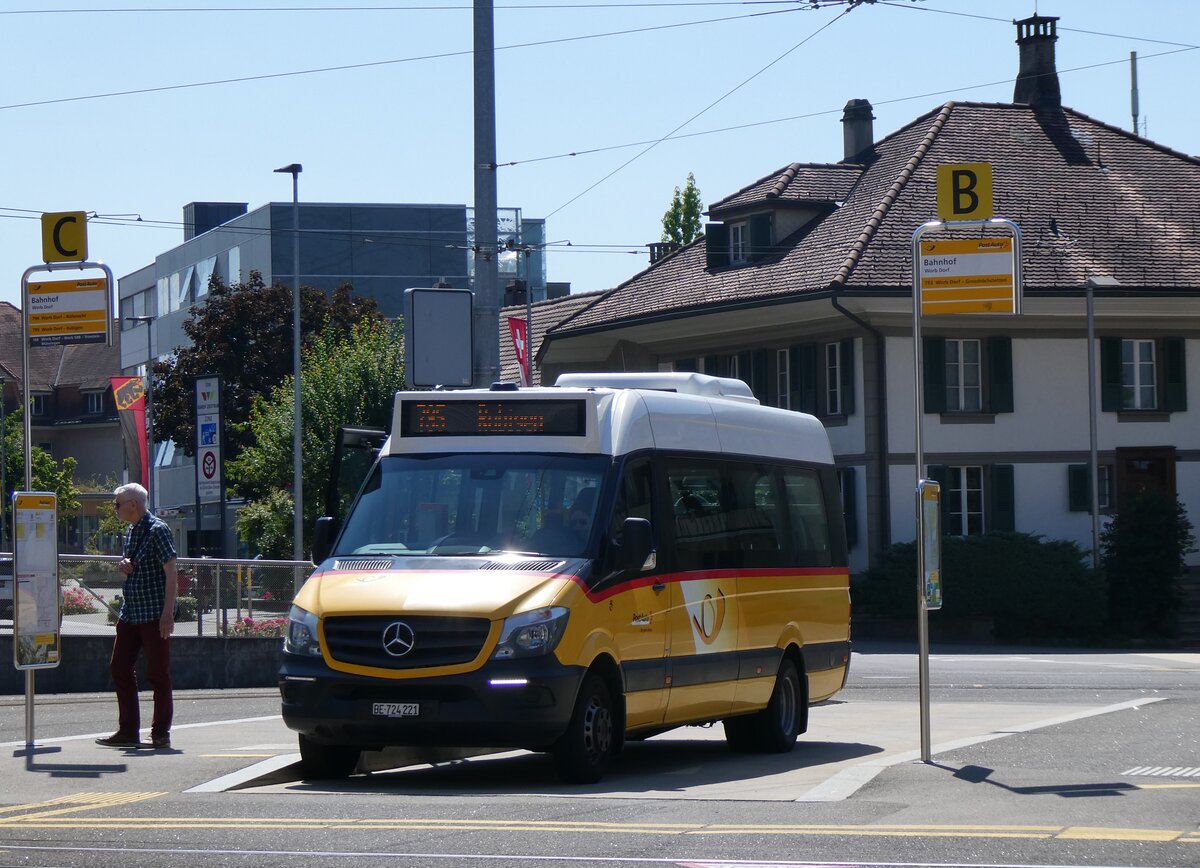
[312,516,340,566]
[619,517,654,571]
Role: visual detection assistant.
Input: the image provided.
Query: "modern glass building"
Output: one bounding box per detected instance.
[117,200,549,555]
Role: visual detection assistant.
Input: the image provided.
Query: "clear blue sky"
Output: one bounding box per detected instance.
[2,0,1197,314]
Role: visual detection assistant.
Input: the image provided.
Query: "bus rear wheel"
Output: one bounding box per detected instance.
[723,657,803,753]
[298,734,361,779]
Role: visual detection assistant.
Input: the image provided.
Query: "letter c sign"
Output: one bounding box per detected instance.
[41,211,89,263]
[936,163,993,222]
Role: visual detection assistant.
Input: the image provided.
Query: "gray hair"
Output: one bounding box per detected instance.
[113,483,148,510]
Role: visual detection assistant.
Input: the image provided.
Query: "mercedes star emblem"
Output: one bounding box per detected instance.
[381,621,416,657]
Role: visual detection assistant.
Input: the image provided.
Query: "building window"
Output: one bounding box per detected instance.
[945,339,982,412]
[1068,464,1114,512]
[1101,336,1186,414]
[944,465,984,536]
[30,393,49,417]
[85,392,105,415]
[826,342,843,416]
[923,336,1013,415]
[729,222,748,264]
[1122,339,1156,410]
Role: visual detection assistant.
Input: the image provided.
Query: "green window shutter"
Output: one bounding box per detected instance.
[705,224,729,270]
[1067,464,1090,512]
[840,467,858,548]
[840,337,856,415]
[923,337,947,414]
[674,358,697,373]
[789,343,818,413]
[749,213,773,260]
[989,464,1016,532]
[987,336,1013,413]
[1163,336,1187,411]
[1100,337,1122,412]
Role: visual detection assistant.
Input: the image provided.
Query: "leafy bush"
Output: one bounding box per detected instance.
[106,595,123,624]
[174,596,198,622]
[1101,489,1196,641]
[226,616,287,638]
[855,532,1105,643]
[60,586,97,615]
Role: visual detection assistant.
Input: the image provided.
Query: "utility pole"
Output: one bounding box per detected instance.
[473,0,500,388]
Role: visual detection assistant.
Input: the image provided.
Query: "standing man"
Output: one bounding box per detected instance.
[96,483,178,749]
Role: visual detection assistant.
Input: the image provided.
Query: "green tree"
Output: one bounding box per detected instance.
[228,319,406,557]
[1,403,81,544]
[661,172,703,246]
[1101,488,1196,640]
[151,271,382,463]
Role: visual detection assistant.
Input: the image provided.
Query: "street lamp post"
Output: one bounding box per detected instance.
[274,163,304,564]
[126,315,155,511]
[1085,275,1121,570]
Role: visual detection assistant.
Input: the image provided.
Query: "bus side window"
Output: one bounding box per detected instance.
[783,470,833,567]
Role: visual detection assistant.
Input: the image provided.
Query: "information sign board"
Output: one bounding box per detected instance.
[13,492,60,670]
[26,277,110,346]
[918,237,1018,315]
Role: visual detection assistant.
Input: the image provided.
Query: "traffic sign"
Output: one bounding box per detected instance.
[40,211,88,263]
[918,236,1018,315]
[936,163,993,222]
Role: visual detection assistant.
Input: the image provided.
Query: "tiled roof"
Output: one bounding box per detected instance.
[709,162,865,212]
[0,302,123,392]
[552,101,1200,338]
[499,290,607,385]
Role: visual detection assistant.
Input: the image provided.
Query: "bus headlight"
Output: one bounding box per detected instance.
[492,607,569,659]
[284,604,322,657]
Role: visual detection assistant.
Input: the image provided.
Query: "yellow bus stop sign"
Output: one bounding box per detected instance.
[41,211,88,263]
[936,164,993,222]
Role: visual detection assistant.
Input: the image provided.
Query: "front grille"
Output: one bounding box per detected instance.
[323,615,491,670]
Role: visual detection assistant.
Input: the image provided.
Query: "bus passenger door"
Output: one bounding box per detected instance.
[663,460,739,724]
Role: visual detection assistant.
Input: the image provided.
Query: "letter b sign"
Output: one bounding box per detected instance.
[936,163,993,222]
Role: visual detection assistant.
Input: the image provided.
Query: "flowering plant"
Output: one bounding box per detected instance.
[226,616,288,638]
[61,586,98,615]
[260,590,273,601]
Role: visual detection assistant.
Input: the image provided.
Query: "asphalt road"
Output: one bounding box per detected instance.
[1,642,1198,868]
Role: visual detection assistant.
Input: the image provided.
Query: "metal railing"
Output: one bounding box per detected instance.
[9,554,315,638]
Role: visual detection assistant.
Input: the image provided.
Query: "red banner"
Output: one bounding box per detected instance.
[111,377,148,488]
[507,316,530,386]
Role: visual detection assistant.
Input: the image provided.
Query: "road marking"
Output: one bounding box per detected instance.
[0,792,163,823]
[800,697,1167,801]
[0,715,282,749]
[1123,765,1200,777]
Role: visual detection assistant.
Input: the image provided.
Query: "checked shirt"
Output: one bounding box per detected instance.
[119,512,177,625]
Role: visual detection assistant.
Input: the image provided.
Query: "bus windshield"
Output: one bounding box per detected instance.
[333,453,609,558]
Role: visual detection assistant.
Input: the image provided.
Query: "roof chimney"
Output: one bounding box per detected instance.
[841,99,875,161]
[1013,14,1061,109]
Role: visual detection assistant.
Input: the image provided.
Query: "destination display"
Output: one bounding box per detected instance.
[401,399,587,437]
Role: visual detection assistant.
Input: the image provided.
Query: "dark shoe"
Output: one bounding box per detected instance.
[96,733,140,748]
[150,734,171,749]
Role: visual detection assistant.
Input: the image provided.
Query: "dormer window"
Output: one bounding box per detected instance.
[705,213,773,270]
[729,221,749,264]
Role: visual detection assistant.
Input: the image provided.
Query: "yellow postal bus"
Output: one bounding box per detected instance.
[280,372,851,782]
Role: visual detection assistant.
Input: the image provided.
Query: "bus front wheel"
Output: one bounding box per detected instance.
[552,673,616,783]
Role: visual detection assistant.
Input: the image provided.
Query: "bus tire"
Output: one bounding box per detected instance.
[298,734,360,779]
[723,657,802,754]
[552,673,615,783]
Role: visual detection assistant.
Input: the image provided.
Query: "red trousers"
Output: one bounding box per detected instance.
[109,619,173,740]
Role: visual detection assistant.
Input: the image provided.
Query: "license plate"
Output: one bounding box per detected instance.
[372,702,420,718]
